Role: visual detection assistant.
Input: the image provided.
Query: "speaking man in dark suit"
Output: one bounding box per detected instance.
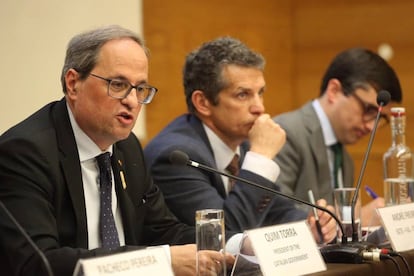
[144,37,337,246]
[0,25,233,276]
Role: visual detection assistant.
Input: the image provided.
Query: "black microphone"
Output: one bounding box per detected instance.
[170,152,349,235]
[350,90,391,242]
[170,150,380,263]
[320,91,391,263]
[0,200,54,276]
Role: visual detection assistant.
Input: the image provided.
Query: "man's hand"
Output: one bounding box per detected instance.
[248,114,286,159]
[170,244,235,276]
[361,197,385,227]
[307,199,337,244]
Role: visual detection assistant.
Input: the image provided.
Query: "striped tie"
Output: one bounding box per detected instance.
[226,154,240,190]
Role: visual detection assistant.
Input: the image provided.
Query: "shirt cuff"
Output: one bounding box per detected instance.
[241,151,280,182]
[225,233,244,255]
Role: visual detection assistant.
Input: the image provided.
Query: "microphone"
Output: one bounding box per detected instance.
[350,90,391,242]
[170,150,379,263]
[0,200,54,276]
[169,150,344,233]
[320,91,391,263]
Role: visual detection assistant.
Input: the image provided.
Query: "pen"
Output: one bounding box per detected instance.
[308,190,324,244]
[364,185,378,199]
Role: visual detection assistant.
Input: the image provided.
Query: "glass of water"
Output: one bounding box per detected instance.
[196,209,226,276]
[334,188,361,242]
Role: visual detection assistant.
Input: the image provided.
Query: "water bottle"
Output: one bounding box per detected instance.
[383,107,414,205]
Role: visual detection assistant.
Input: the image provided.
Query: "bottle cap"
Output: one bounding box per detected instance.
[390,107,405,117]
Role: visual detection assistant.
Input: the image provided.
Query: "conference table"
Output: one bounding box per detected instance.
[310,249,414,276]
[231,248,414,275]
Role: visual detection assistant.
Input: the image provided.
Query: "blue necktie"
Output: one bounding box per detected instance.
[96,152,120,250]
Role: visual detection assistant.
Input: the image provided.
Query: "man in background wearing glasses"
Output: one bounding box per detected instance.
[272,48,403,227]
[0,25,234,276]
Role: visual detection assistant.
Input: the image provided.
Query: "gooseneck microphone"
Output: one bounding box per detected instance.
[351,90,391,242]
[170,149,386,263]
[169,150,347,243]
[0,201,54,276]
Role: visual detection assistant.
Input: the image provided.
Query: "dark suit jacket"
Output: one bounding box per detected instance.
[144,114,307,237]
[273,102,354,207]
[0,99,194,276]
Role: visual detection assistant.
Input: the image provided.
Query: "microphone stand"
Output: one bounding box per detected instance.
[170,140,394,263]
[350,91,390,242]
[318,91,392,262]
[183,156,378,263]
[0,201,54,276]
[350,106,384,242]
[186,158,349,243]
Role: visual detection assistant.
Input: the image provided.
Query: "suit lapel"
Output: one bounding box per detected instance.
[52,99,88,247]
[188,115,227,197]
[111,146,137,245]
[302,103,332,198]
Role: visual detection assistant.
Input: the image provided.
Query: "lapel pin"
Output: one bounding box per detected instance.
[120,171,127,189]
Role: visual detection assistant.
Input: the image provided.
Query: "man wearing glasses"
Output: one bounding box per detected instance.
[272,47,402,227]
[0,25,234,276]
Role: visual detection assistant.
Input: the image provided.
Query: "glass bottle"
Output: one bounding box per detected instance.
[383,107,414,205]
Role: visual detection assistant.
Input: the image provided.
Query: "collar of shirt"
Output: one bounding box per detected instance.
[66,103,113,161]
[312,99,338,147]
[202,123,240,173]
[202,122,279,184]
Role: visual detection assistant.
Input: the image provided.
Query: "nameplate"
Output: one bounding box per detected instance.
[246,220,326,276]
[72,246,173,276]
[377,202,414,252]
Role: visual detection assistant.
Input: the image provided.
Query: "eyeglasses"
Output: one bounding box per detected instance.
[349,93,390,127]
[89,73,158,104]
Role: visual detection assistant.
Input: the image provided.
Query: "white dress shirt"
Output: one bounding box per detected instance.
[67,104,125,249]
[203,124,280,194]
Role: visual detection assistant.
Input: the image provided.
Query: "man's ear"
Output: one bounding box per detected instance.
[326,78,342,103]
[191,90,212,116]
[65,69,79,97]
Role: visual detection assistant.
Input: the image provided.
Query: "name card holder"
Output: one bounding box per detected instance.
[233,220,326,276]
[377,202,414,252]
[72,246,173,276]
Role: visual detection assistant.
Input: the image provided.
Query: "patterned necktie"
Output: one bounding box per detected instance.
[226,154,240,190]
[330,143,343,188]
[96,152,120,250]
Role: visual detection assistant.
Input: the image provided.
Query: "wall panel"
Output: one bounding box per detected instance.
[144,0,414,204]
[143,0,293,141]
